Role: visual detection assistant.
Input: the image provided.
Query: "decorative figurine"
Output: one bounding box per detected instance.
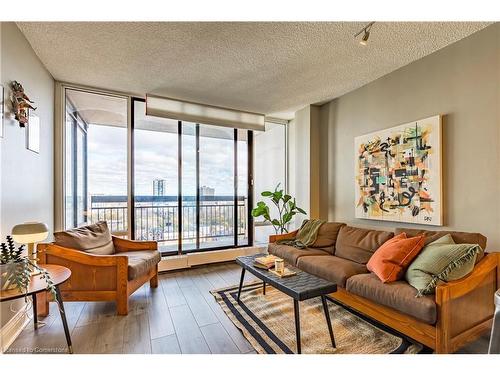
[11,81,36,127]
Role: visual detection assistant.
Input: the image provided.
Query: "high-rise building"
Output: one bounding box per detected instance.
[200,185,215,197]
[153,179,167,196]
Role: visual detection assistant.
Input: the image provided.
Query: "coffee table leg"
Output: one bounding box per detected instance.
[321,295,336,348]
[32,293,38,329]
[294,299,301,354]
[55,286,73,354]
[237,268,246,303]
[263,281,266,295]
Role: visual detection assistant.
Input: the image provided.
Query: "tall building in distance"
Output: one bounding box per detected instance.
[153,179,167,196]
[200,185,215,197]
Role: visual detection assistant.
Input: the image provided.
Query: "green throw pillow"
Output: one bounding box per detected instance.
[405,234,484,297]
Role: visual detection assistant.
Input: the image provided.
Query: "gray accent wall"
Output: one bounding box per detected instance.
[319,23,500,250]
[0,22,54,332]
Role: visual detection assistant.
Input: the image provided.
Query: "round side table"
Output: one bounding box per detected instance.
[0,264,73,353]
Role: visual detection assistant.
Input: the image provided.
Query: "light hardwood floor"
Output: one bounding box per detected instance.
[5,261,491,354]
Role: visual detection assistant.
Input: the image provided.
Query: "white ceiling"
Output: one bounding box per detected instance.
[18,22,491,118]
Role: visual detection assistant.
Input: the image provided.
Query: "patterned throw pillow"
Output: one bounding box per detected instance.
[405,234,484,296]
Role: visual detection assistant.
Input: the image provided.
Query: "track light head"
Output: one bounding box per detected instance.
[360,30,370,46]
[354,22,375,46]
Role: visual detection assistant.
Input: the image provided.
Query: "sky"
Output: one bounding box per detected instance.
[87,124,248,198]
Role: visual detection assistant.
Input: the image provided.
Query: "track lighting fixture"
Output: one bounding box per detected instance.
[355,22,375,46]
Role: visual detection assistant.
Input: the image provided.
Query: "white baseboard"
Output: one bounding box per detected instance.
[1,304,30,353]
[158,246,266,272]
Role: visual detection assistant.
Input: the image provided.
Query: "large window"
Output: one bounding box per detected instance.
[64,92,254,255]
[64,89,128,232]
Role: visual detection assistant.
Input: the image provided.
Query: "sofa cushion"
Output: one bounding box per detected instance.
[54,221,115,255]
[309,222,346,254]
[395,227,487,262]
[268,243,329,266]
[405,234,484,296]
[335,226,394,265]
[123,250,161,280]
[346,273,437,324]
[296,255,368,287]
[367,233,425,283]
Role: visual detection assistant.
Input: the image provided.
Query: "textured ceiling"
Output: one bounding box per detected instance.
[17,22,491,118]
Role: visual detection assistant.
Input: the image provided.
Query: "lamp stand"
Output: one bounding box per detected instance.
[28,242,41,276]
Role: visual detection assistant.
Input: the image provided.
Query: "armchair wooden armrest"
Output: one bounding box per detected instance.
[38,243,128,267]
[268,230,299,244]
[435,252,500,353]
[112,236,158,253]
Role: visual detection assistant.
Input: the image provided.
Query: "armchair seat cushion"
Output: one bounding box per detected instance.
[123,250,161,280]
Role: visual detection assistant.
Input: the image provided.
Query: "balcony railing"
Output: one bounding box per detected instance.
[89,195,247,243]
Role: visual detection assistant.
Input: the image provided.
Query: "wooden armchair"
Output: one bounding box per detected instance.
[37,236,160,315]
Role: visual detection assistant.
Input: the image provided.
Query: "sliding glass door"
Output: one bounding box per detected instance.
[132,99,252,254]
[133,100,178,250]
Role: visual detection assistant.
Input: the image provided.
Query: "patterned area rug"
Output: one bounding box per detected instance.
[212,282,424,354]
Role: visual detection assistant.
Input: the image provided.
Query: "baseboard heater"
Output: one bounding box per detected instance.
[158,246,266,272]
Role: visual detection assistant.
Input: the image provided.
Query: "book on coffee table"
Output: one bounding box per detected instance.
[254,255,280,269]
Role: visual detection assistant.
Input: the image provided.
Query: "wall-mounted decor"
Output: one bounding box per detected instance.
[26,111,40,153]
[0,85,4,138]
[354,115,442,226]
[11,81,36,127]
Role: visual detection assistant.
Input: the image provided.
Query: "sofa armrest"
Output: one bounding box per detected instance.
[435,252,500,352]
[435,252,500,299]
[268,230,299,244]
[112,236,158,253]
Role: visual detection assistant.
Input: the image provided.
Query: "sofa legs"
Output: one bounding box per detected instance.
[150,266,159,288]
[117,296,129,315]
[150,274,159,288]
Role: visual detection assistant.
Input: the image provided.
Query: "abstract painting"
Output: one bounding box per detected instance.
[354,115,442,226]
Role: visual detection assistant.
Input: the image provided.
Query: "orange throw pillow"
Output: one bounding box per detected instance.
[367,233,425,283]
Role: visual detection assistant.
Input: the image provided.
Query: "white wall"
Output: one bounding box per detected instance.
[288,105,322,228]
[0,22,54,342]
[319,23,500,250]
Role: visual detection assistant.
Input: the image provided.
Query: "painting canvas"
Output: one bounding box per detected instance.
[354,115,442,226]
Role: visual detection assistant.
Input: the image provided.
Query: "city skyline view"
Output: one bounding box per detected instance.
[87,123,248,198]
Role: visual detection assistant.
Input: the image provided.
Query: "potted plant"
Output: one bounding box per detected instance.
[0,235,56,299]
[251,184,307,234]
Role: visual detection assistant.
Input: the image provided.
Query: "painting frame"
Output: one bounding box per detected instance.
[0,84,4,138]
[26,111,40,153]
[354,115,443,226]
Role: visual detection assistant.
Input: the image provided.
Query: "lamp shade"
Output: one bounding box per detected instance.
[12,222,49,244]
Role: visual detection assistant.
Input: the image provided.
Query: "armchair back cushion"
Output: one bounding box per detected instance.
[335,225,394,264]
[54,221,115,255]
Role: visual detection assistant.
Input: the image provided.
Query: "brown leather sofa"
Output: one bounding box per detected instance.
[269,223,500,353]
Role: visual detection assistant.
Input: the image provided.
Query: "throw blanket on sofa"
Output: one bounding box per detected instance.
[277,219,325,249]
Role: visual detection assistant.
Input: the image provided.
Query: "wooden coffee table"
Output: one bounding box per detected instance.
[1,264,73,353]
[236,254,337,354]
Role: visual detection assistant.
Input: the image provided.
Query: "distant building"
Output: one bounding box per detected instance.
[153,179,167,196]
[200,185,215,197]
